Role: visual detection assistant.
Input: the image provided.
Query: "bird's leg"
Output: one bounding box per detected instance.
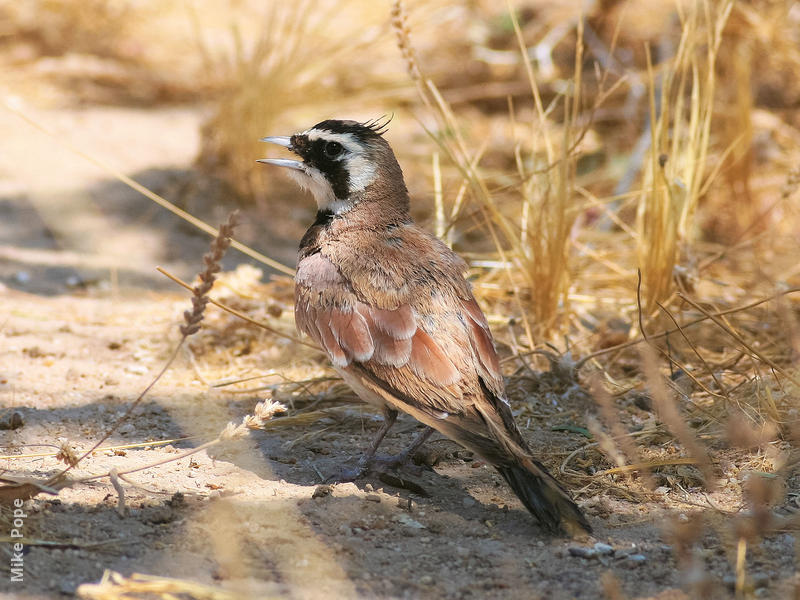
[358,408,398,468]
[326,408,398,482]
[368,426,434,472]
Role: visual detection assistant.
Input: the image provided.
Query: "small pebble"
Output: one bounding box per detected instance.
[59,580,77,595]
[568,547,597,559]
[462,497,476,508]
[626,554,647,567]
[392,514,425,529]
[419,576,434,586]
[593,542,614,556]
[365,483,374,492]
[365,494,381,503]
[312,485,332,499]
[0,411,23,430]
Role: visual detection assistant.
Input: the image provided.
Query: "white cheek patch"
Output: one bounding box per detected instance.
[345,153,377,192]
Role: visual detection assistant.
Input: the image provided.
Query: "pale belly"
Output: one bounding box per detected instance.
[334,367,390,411]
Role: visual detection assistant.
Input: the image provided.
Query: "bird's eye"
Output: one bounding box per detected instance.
[324,141,343,158]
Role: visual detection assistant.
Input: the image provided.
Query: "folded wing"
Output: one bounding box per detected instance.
[294,252,503,406]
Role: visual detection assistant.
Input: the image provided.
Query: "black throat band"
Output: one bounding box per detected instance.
[313,209,336,228]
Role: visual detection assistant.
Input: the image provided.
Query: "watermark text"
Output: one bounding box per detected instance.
[9,498,26,582]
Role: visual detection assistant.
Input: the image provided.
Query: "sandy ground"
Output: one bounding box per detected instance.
[1,104,799,600]
[2,286,799,600]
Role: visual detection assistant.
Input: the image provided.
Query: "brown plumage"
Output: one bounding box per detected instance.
[259,119,590,535]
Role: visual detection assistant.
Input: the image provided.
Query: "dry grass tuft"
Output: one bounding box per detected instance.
[636,0,734,312]
[390,0,596,340]
[196,1,386,201]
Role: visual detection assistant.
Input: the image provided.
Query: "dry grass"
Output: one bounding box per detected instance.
[636,0,734,313]
[4,0,800,597]
[76,570,246,600]
[195,1,392,201]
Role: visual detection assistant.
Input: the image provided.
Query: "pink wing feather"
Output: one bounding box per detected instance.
[295,252,501,393]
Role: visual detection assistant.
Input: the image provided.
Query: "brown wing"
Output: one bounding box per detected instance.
[294,252,504,416]
[461,297,504,398]
[295,253,459,386]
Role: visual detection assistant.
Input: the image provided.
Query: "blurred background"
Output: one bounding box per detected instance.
[2,1,800,597]
[2,0,799,331]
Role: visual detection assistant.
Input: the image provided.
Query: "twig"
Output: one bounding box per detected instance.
[559,430,654,475]
[597,458,699,475]
[570,287,800,370]
[157,266,320,351]
[735,537,747,598]
[0,437,195,461]
[109,468,127,516]
[678,292,800,389]
[635,273,723,402]
[76,440,220,484]
[656,300,730,402]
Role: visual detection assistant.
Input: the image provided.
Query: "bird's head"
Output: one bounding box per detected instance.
[258,118,408,216]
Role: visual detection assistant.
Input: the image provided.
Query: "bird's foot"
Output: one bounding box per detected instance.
[324,450,425,484]
[367,451,425,476]
[324,465,366,484]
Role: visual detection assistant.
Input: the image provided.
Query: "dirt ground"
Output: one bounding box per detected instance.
[0,102,798,600]
[0,291,795,600]
[2,270,800,600]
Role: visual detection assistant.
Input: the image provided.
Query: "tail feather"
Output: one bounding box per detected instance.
[496,461,591,535]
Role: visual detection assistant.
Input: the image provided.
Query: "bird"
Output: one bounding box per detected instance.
[258,118,590,535]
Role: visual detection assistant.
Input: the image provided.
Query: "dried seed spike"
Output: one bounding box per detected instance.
[390,0,422,82]
[181,210,239,339]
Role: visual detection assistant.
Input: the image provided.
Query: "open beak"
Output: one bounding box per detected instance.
[257,136,304,171]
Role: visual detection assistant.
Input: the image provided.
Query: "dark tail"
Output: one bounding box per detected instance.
[496,461,592,535]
